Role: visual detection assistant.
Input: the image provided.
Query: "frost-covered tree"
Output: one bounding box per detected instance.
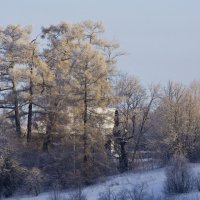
[151,81,200,162]
[40,21,120,182]
[0,25,33,137]
[113,74,159,171]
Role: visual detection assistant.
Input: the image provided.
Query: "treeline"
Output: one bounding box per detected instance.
[0,21,200,197]
[114,78,200,172]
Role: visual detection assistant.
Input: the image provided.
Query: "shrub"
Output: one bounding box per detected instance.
[25,167,44,196]
[195,172,200,191]
[66,187,87,200]
[49,189,65,200]
[127,183,148,200]
[0,157,26,197]
[47,183,66,200]
[98,186,161,200]
[98,188,117,200]
[48,185,87,200]
[164,154,193,194]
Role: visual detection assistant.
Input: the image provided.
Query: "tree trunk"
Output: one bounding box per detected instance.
[83,78,88,163]
[27,65,33,142]
[43,113,54,152]
[27,102,33,142]
[119,140,128,172]
[113,110,129,173]
[82,77,89,183]
[12,80,21,137]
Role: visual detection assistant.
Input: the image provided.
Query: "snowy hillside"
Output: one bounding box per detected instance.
[7,164,200,200]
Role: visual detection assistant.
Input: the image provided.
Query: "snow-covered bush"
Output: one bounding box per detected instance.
[25,167,44,196]
[164,154,193,194]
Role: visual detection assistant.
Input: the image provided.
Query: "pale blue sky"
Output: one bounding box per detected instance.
[1,0,200,85]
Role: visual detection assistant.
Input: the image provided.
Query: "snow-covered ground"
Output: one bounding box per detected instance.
[7,164,200,200]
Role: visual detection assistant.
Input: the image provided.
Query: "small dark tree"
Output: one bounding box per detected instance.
[113,110,128,172]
